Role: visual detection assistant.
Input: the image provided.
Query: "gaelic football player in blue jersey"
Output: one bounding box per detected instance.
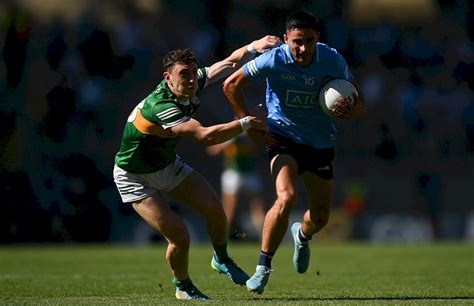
[224,11,365,294]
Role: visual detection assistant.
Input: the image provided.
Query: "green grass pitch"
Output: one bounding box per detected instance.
[1,243,473,305]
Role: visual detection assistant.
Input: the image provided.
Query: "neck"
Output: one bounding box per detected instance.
[177,96,190,102]
[167,82,191,101]
[174,91,191,103]
[298,52,316,67]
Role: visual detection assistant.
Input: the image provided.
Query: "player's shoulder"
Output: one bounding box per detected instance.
[317,42,343,61]
[197,67,208,80]
[274,44,293,65]
[196,67,209,90]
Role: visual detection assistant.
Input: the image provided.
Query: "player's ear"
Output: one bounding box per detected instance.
[283,33,288,43]
[163,71,174,87]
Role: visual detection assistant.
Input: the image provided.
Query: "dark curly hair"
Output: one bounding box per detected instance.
[162,48,199,71]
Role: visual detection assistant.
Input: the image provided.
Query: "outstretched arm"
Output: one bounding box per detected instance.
[169,116,266,146]
[206,35,281,86]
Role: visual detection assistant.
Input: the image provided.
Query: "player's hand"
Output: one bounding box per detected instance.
[248,115,268,131]
[330,95,357,119]
[252,35,282,53]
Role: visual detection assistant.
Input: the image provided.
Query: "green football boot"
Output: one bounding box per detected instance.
[211,256,249,285]
[173,278,209,300]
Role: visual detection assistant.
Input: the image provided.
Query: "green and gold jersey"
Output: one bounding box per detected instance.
[114,68,209,174]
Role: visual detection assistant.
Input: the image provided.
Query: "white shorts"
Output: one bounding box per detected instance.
[221,169,263,195]
[113,155,193,203]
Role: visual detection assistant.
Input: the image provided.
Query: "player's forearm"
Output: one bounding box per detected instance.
[195,120,247,145]
[207,45,253,84]
[352,98,365,118]
[207,35,280,85]
[224,44,256,70]
[223,76,251,119]
[352,82,366,118]
[225,92,250,119]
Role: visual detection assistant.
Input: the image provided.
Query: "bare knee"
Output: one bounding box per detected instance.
[164,222,190,250]
[275,189,297,215]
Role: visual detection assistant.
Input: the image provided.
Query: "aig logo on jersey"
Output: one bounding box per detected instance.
[281,73,296,80]
[285,90,318,108]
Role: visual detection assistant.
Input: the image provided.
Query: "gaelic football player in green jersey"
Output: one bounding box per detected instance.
[113,35,281,300]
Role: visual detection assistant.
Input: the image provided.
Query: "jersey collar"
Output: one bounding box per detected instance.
[283,44,295,64]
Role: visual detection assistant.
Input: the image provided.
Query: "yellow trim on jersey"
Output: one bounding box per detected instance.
[133,109,166,136]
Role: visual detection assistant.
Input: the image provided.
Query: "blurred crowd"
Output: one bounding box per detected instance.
[0,0,473,243]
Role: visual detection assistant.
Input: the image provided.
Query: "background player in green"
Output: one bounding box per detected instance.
[207,133,266,240]
[113,35,281,300]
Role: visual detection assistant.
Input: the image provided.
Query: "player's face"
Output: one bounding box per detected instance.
[164,62,198,100]
[284,28,319,66]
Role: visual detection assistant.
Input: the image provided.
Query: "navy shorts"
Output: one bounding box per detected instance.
[266,133,335,180]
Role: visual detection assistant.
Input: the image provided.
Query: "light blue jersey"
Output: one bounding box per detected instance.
[243,42,353,149]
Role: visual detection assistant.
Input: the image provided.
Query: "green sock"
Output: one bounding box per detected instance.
[213,243,229,262]
[172,277,192,290]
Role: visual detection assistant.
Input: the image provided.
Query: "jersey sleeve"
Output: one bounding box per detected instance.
[197,67,209,90]
[152,102,189,129]
[243,50,274,81]
[334,52,353,82]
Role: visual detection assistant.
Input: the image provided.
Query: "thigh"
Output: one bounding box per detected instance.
[166,170,221,214]
[302,171,333,213]
[270,154,298,199]
[132,192,186,238]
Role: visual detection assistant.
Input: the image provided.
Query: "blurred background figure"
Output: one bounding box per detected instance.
[2,4,30,90]
[207,133,266,241]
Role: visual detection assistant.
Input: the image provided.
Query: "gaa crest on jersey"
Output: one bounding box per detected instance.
[281,73,296,81]
[285,90,318,108]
